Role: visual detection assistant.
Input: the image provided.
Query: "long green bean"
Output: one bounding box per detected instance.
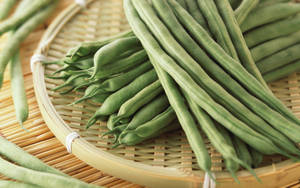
[232,135,252,167]
[149,53,213,178]
[10,52,28,128]
[251,31,300,62]
[0,2,57,88]
[115,80,164,123]
[0,0,17,20]
[97,61,152,92]
[0,136,66,177]
[216,124,241,182]
[0,180,40,188]
[196,0,238,59]
[0,156,101,188]
[185,0,208,30]
[257,44,300,74]
[241,3,300,32]
[215,0,268,88]
[234,0,259,25]
[185,92,243,181]
[124,94,169,131]
[245,14,300,48]
[263,59,300,82]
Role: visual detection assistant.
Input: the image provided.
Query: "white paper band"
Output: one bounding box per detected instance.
[75,0,86,7]
[203,173,216,188]
[30,54,49,72]
[65,132,80,153]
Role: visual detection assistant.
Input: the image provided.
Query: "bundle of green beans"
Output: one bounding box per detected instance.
[46,0,300,182]
[0,0,58,128]
[0,136,102,188]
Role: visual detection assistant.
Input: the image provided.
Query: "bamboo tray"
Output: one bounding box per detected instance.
[32,0,300,187]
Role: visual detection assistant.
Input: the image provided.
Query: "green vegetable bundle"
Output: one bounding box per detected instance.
[47,0,300,183]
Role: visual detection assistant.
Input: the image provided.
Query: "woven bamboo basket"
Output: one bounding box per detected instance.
[32,0,300,187]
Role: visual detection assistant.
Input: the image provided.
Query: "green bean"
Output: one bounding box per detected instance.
[10,52,28,128]
[258,0,291,8]
[263,59,300,83]
[185,93,248,182]
[66,30,134,61]
[92,49,148,79]
[0,180,40,188]
[147,0,300,154]
[124,94,169,131]
[107,114,121,130]
[245,14,300,48]
[251,31,300,62]
[0,0,17,20]
[241,3,300,32]
[0,2,57,88]
[97,61,152,92]
[72,83,106,105]
[215,0,268,88]
[91,36,140,79]
[216,124,241,183]
[90,92,111,104]
[115,80,163,123]
[148,54,213,178]
[0,156,101,188]
[86,69,157,128]
[176,0,188,10]
[232,135,252,167]
[250,148,264,168]
[119,119,180,146]
[185,0,208,30]
[103,124,128,144]
[0,136,66,177]
[0,0,52,35]
[52,73,88,92]
[119,107,177,146]
[125,0,289,155]
[234,0,259,25]
[257,44,300,74]
[169,0,300,128]
[196,0,239,59]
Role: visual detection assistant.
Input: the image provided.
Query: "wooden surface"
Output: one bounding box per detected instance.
[0,1,299,187]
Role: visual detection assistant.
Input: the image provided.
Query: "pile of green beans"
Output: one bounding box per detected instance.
[47,0,300,183]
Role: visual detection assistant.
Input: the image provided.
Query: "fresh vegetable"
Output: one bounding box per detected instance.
[0,0,17,20]
[257,44,300,74]
[10,52,28,129]
[241,3,300,32]
[234,0,259,25]
[0,156,101,188]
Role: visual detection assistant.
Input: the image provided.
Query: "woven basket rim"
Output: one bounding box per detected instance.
[32,1,300,187]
